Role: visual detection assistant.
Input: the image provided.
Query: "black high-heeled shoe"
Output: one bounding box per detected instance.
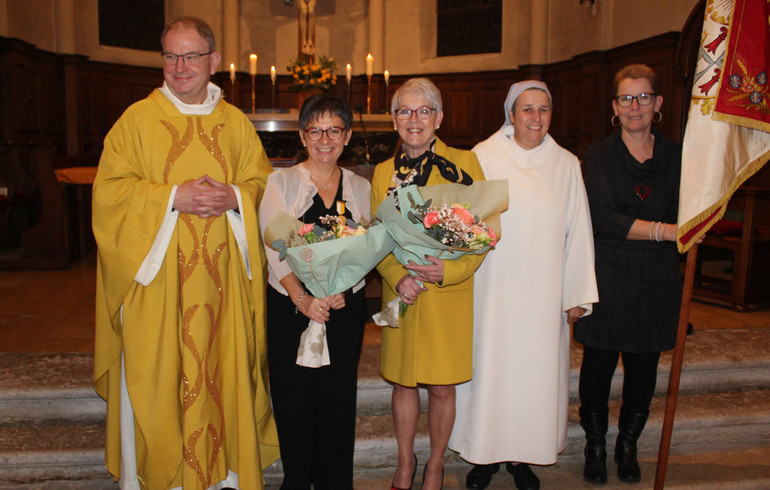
[390,453,418,490]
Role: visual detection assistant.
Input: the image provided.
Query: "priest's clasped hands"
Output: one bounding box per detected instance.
[173,175,238,218]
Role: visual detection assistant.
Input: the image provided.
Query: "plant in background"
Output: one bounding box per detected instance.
[286,55,338,92]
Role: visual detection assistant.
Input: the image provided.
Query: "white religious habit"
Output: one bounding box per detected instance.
[450,125,598,464]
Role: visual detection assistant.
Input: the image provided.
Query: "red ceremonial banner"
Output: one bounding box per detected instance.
[712,0,770,132]
[676,0,770,252]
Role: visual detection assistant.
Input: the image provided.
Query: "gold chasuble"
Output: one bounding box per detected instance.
[93,89,279,489]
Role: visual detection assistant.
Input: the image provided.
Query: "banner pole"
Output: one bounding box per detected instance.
[654,244,698,489]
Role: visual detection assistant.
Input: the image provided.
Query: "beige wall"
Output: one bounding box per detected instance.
[1,0,702,74]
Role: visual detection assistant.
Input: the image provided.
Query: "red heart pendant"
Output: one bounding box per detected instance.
[635,186,650,200]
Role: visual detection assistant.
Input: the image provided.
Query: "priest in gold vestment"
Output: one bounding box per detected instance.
[92,17,279,489]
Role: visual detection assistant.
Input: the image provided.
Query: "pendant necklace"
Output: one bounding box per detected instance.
[311,171,335,191]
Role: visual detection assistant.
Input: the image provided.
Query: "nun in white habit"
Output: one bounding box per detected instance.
[449,81,599,490]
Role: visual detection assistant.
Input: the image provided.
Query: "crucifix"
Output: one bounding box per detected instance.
[297,0,317,59]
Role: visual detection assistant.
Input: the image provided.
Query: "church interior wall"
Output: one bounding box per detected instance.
[1,0,699,76]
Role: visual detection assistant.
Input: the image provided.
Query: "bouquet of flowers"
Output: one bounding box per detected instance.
[407,200,497,250]
[286,55,338,92]
[264,211,395,367]
[373,180,509,327]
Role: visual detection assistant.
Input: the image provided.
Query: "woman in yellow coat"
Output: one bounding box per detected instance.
[371,78,485,490]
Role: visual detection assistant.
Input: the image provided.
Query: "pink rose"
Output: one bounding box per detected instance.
[298,223,315,236]
[423,211,440,228]
[488,227,498,247]
[451,204,475,225]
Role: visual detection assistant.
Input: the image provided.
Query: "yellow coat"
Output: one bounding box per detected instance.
[371,139,486,387]
[92,89,279,489]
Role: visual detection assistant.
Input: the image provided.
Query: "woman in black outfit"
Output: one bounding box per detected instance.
[574,64,682,485]
[258,94,371,489]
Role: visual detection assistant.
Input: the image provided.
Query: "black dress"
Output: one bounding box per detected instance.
[266,173,366,490]
[573,128,683,353]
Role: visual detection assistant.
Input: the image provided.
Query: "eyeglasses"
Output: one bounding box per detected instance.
[395,107,437,120]
[161,51,213,65]
[304,126,345,141]
[615,93,655,107]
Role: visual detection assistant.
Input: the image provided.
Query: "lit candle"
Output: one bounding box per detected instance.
[229,63,236,84]
[366,53,373,76]
[346,64,352,84]
[249,54,257,75]
[270,65,276,83]
[384,70,389,85]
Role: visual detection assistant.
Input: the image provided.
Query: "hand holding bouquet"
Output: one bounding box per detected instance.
[264,211,395,367]
[373,180,509,327]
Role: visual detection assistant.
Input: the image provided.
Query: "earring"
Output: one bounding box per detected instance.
[653,111,663,123]
[435,126,440,130]
[611,115,620,127]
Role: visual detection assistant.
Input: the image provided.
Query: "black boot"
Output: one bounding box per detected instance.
[580,407,609,485]
[614,407,648,483]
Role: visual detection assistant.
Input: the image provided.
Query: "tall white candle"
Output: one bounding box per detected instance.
[366,54,373,76]
[270,65,276,83]
[229,63,236,84]
[249,54,257,75]
[346,64,352,84]
[384,70,389,85]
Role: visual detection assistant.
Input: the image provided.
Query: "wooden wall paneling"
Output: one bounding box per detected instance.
[77,69,101,155]
[40,61,65,140]
[603,32,679,142]
[437,81,475,149]
[673,0,706,143]
[11,51,40,136]
[476,83,509,142]
[0,38,65,146]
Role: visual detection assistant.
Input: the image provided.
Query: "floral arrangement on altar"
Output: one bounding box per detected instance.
[286,55,338,92]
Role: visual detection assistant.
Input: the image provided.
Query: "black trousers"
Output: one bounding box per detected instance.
[578,344,661,415]
[266,286,365,490]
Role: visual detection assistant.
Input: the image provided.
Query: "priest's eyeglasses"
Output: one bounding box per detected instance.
[395,107,437,120]
[615,93,655,107]
[161,51,213,65]
[304,127,345,141]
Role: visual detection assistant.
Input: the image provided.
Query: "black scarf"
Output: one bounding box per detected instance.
[388,140,473,197]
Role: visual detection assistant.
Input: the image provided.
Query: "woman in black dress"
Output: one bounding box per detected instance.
[574,64,682,485]
[259,94,371,489]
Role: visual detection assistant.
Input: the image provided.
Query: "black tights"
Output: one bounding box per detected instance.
[579,345,661,414]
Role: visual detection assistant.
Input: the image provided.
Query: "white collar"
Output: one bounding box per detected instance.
[159,82,222,115]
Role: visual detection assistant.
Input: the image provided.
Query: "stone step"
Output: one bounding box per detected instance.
[2,328,770,486]
[356,327,770,415]
[4,388,768,486]
[3,328,770,422]
[0,420,109,484]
